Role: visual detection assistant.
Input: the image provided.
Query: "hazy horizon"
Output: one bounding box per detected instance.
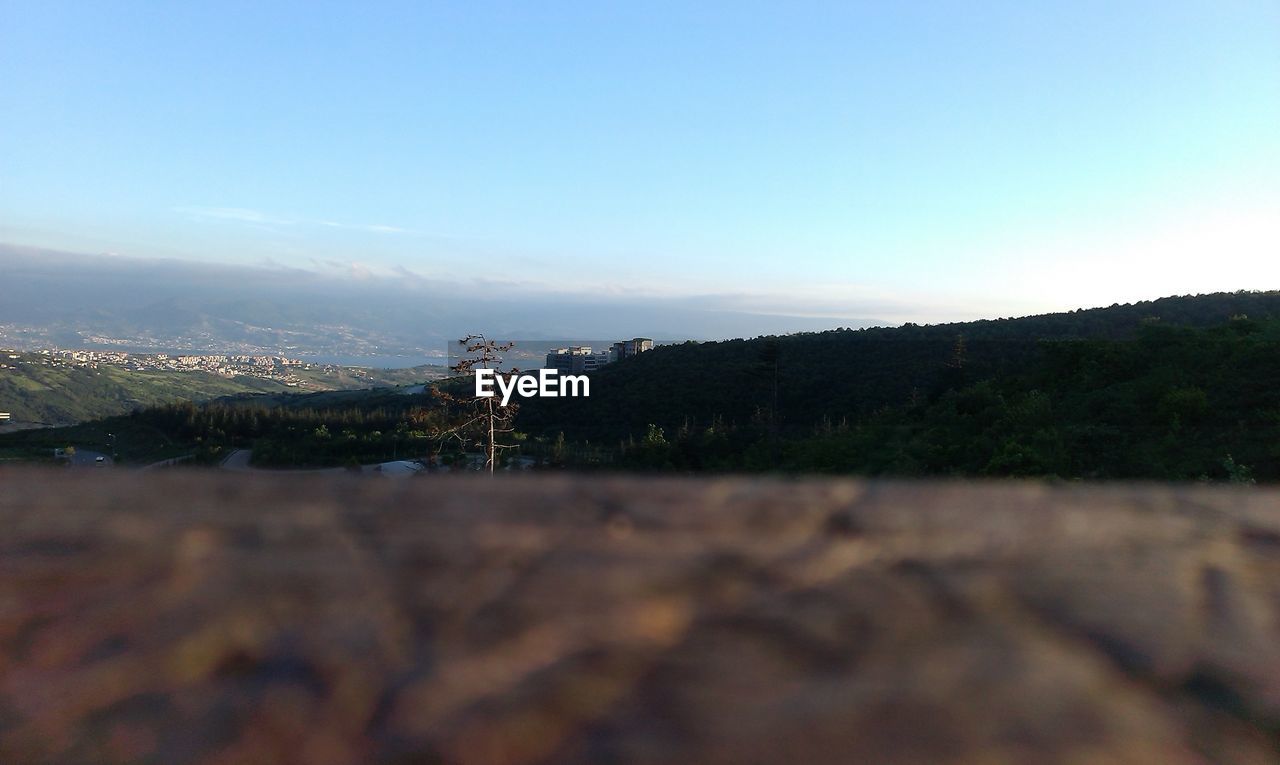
[0,243,897,358]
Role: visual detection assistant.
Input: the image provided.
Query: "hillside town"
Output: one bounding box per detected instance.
[3,348,331,387]
[0,320,439,363]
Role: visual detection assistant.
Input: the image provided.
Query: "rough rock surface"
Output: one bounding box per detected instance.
[3,468,1280,764]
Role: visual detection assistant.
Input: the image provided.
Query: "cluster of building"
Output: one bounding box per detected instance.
[162,353,306,372]
[2,349,314,386]
[544,338,654,374]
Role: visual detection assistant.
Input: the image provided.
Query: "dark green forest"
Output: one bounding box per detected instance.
[518,291,1280,480]
[589,319,1278,481]
[131,393,477,468]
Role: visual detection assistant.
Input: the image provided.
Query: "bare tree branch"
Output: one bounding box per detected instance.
[428,334,521,474]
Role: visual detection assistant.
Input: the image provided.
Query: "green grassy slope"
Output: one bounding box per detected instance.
[0,353,447,426]
[0,359,285,425]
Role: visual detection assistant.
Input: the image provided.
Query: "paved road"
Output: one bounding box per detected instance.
[138,454,194,472]
[220,448,345,474]
[219,448,254,471]
[68,449,112,467]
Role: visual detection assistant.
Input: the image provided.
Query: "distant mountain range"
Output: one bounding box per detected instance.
[0,245,887,359]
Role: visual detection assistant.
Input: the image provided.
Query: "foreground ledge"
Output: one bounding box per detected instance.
[3,468,1280,764]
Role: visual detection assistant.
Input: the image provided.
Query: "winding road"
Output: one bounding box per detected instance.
[68,449,112,467]
[219,449,345,474]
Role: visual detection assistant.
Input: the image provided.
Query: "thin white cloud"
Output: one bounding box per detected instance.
[173,206,296,225]
[318,220,413,234]
[175,206,414,234]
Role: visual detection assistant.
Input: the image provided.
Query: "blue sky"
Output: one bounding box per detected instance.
[2,1,1278,323]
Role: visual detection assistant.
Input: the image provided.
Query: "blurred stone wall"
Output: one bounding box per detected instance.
[3,469,1280,764]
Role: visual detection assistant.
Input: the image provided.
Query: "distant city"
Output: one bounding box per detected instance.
[0,348,390,388]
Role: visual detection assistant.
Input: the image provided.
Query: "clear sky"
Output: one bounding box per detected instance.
[2,1,1278,323]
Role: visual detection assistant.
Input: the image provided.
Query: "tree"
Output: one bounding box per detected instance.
[551,431,566,466]
[431,335,520,474]
[756,339,781,467]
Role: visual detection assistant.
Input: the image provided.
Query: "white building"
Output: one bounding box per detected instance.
[611,337,654,361]
[545,346,611,374]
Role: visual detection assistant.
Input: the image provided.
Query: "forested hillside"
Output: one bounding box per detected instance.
[519,291,1280,444]
[592,319,1279,481]
[518,291,1280,481]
